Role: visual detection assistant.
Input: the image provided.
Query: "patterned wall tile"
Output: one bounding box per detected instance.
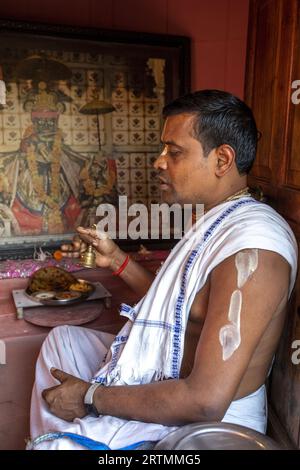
[146,153,158,168]
[130,153,145,168]
[131,183,148,198]
[88,130,106,146]
[111,71,127,88]
[113,131,129,145]
[145,117,159,130]
[86,86,104,101]
[129,102,144,116]
[112,116,128,130]
[117,168,130,183]
[3,129,21,144]
[116,154,130,169]
[116,183,131,196]
[146,167,159,183]
[72,130,88,146]
[113,102,128,115]
[145,131,160,145]
[86,70,103,87]
[3,114,19,129]
[129,117,144,130]
[145,102,159,115]
[147,182,160,198]
[71,115,88,130]
[130,168,147,182]
[112,87,128,102]
[87,115,104,130]
[129,90,143,101]
[2,98,19,113]
[129,131,144,145]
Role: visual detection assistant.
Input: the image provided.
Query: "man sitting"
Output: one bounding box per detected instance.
[28,90,297,450]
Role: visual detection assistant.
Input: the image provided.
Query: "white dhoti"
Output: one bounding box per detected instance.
[30,325,178,450]
[31,325,267,450]
[29,198,297,449]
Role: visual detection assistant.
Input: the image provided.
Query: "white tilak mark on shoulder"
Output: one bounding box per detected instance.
[235,249,258,288]
[219,249,259,361]
[219,290,242,361]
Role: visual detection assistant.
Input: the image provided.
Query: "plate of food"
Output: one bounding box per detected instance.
[25,267,95,305]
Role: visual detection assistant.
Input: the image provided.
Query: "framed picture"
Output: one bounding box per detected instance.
[0,20,190,259]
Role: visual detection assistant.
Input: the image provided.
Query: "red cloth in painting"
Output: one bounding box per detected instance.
[12,195,81,234]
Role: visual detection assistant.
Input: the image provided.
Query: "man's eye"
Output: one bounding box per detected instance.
[169,150,181,157]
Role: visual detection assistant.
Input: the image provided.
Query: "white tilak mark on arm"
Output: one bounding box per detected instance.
[219,290,242,361]
[219,249,259,361]
[235,249,258,289]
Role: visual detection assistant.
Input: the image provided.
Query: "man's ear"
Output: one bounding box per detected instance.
[214,144,235,177]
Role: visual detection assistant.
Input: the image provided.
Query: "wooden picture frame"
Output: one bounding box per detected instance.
[0,19,190,259]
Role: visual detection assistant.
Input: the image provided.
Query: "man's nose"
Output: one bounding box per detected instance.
[153,152,167,170]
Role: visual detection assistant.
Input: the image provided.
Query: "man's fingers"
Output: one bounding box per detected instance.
[77,227,98,238]
[61,243,75,252]
[42,385,58,402]
[75,230,95,245]
[50,367,72,383]
[79,242,87,253]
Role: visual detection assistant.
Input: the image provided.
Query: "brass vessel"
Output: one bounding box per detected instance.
[80,244,96,268]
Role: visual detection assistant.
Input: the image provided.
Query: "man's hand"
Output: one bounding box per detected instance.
[42,368,90,421]
[61,228,125,272]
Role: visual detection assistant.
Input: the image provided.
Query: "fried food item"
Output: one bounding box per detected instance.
[27,267,77,294]
[69,281,92,292]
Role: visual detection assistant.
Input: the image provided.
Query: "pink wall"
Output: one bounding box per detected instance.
[0,0,249,98]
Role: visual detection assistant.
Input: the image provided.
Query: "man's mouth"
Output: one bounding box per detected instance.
[158,177,171,190]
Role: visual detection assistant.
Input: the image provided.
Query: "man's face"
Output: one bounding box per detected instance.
[154,113,215,206]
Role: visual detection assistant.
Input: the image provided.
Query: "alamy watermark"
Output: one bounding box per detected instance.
[0,340,6,365]
[291,339,300,365]
[95,196,204,240]
[291,80,300,104]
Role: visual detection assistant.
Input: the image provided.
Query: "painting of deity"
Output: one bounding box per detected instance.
[0,21,190,258]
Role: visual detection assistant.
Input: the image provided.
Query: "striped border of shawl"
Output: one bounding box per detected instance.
[171,198,258,377]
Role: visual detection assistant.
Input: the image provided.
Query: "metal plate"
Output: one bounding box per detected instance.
[154,422,281,450]
[25,279,95,306]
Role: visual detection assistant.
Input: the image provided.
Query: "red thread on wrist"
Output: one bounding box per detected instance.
[112,255,130,276]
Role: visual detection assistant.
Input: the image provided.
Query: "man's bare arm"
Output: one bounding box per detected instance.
[44,249,290,424]
[91,249,290,425]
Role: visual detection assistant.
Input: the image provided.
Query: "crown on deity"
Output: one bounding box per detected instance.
[24,81,64,118]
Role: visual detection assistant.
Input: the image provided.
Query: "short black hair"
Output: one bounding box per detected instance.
[163,90,258,175]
